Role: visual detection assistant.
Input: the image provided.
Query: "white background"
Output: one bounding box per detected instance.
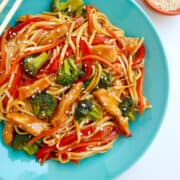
[117,1,180,180]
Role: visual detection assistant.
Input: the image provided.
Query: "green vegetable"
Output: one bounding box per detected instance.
[22,144,39,155]
[75,5,86,17]
[119,97,135,121]
[56,57,81,86]
[31,92,57,120]
[98,71,112,89]
[52,0,84,16]
[83,77,92,89]
[12,134,32,150]
[84,71,112,90]
[23,52,48,77]
[75,99,102,122]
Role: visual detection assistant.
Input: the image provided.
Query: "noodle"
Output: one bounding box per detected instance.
[0,2,151,164]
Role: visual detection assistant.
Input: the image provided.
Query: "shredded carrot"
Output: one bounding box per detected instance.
[137,67,145,116]
[0,27,11,74]
[0,38,64,86]
[86,5,94,34]
[106,27,123,48]
[36,25,56,30]
[28,125,61,146]
[76,54,121,74]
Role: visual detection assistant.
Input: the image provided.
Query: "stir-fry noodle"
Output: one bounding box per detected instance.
[0,0,151,164]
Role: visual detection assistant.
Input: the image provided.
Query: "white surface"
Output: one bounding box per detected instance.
[117,1,180,180]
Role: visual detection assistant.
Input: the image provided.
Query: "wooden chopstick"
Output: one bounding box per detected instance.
[0,0,9,14]
[0,0,23,35]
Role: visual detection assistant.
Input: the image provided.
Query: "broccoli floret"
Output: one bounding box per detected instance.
[98,71,112,89]
[56,57,81,86]
[119,97,135,121]
[22,144,39,155]
[23,52,48,77]
[30,92,57,120]
[12,133,39,155]
[83,71,112,90]
[12,134,32,150]
[52,0,84,16]
[74,99,102,123]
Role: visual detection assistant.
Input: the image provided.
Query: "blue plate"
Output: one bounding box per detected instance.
[0,0,169,179]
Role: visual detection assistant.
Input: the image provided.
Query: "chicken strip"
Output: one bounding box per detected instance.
[7,113,48,136]
[93,89,131,136]
[52,82,83,127]
[3,121,14,145]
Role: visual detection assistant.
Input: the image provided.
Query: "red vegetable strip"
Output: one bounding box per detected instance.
[76,39,93,82]
[9,65,23,98]
[7,17,45,40]
[28,125,62,146]
[0,27,11,74]
[36,144,56,162]
[60,134,77,146]
[79,39,90,55]
[76,54,121,74]
[81,126,95,136]
[60,126,95,146]
[0,38,64,86]
[36,126,95,162]
[76,63,92,82]
[46,54,60,74]
[106,27,123,48]
[92,35,109,45]
[137,67,145,116]
[58,127,118,155]
[65,47,74,58]
[132,44,146,68]
[86,5,94,34]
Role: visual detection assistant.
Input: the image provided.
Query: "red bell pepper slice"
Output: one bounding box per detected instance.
[60,126,95,146]
[46,54,60,74]
[65,47,74,58]
[79,39,90,55]
[92,35,109,45]
[76,39,93,82]
[132,44,146,68]
[36,144,56,163]
[7,17,45,40]
[35,126,95,163]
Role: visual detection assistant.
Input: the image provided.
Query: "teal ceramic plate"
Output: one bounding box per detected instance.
[0,0,169,179]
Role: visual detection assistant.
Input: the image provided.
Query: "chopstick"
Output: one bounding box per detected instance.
[0,0,9,13]
[0,0,23,35]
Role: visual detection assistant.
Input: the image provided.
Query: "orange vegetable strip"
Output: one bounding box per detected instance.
[86,5,94,34]
[0,27,11,74]
[28,126,61,146]
[106,27,123,48]
[76,54,121,74]
[137,67,145,116]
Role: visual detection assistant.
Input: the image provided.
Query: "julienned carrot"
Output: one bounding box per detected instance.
[0,27,11,74]
[28,126,62,146]
[0,38,64,86]
[106,27,123,48]
[86,5,94,34]
[76,54,121,74]
[137,67,145,116]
